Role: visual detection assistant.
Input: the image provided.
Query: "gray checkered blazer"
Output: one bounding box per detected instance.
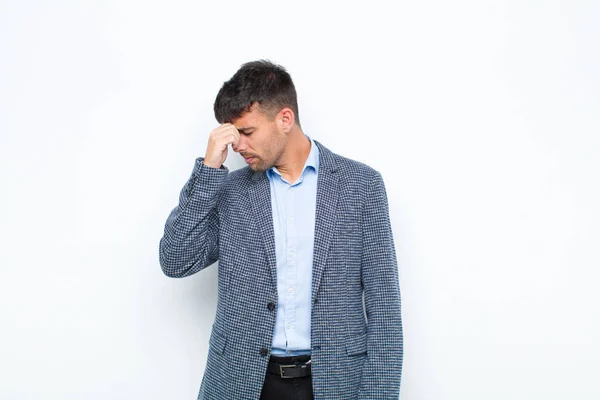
[159,140,403,399]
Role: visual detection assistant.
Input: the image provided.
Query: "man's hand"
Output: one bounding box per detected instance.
[203,123,240,169]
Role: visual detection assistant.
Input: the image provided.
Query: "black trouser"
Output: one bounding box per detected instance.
[260,355,314,400]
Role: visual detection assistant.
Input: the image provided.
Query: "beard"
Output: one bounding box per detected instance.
[249,157,268,173]
[249,131,287,173]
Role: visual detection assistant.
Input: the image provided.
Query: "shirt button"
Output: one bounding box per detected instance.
[288,288,293,293]
[288,217,294,223]
[260,348,269,356]
[267,302,275,311]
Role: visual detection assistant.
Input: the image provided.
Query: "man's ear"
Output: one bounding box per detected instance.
[278,108,295,133]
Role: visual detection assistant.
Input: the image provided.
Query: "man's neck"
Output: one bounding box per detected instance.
[274,130,311,183]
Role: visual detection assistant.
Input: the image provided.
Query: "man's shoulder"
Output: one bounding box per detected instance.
[317,140,380,181]
[332,152,378,177]
[219,166,253,189]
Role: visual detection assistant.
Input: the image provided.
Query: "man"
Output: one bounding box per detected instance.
[159,60,403,400]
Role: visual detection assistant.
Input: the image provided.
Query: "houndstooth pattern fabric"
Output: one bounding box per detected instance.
[159,140,403,399]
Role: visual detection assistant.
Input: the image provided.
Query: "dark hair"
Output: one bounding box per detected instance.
[214,59,300,126]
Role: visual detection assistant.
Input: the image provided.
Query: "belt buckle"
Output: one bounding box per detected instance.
[278,360,311,378]
[279,364,297,379]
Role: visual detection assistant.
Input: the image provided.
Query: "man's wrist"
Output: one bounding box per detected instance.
[202,160,222,169]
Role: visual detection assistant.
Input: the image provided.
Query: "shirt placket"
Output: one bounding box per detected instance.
[284,183,298,349]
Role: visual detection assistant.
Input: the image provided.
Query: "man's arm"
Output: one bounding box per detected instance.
[158,159,228,278]
[159,122,240,278]
[358,171,403,399]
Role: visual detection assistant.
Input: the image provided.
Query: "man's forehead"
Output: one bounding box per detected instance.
[232,106,267,128]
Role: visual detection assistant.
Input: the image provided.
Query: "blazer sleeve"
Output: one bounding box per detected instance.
[159,158,228,278]
[358,171,403,399]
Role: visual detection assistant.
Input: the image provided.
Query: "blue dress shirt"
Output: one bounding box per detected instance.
[267,135,319,356]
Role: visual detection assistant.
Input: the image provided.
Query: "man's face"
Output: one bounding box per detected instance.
[231,105,287,172]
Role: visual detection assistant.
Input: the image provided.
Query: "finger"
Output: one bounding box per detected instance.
[229,132,239,148]
[212,125,238,145]
[223,125,240,144]
[212,123,235,136]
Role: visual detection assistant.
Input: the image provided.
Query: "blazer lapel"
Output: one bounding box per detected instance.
[311,141,339,306]
[246,140,340,306]
[248,172,278,292]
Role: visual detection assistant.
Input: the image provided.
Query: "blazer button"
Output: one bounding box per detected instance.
[267,302,275,311]
[260,348,269,356]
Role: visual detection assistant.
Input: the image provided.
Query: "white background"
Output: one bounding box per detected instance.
[1,0,599,399]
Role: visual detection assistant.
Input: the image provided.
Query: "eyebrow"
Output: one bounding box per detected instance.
[237,126,254,132]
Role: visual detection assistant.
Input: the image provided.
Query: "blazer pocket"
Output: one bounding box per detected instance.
[346,332,368,356]
[209,328,227,355]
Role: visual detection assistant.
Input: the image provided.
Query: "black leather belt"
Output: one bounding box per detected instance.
[268,355,312,378]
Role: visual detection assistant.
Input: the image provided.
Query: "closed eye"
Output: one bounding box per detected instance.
[237,126,254,135]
